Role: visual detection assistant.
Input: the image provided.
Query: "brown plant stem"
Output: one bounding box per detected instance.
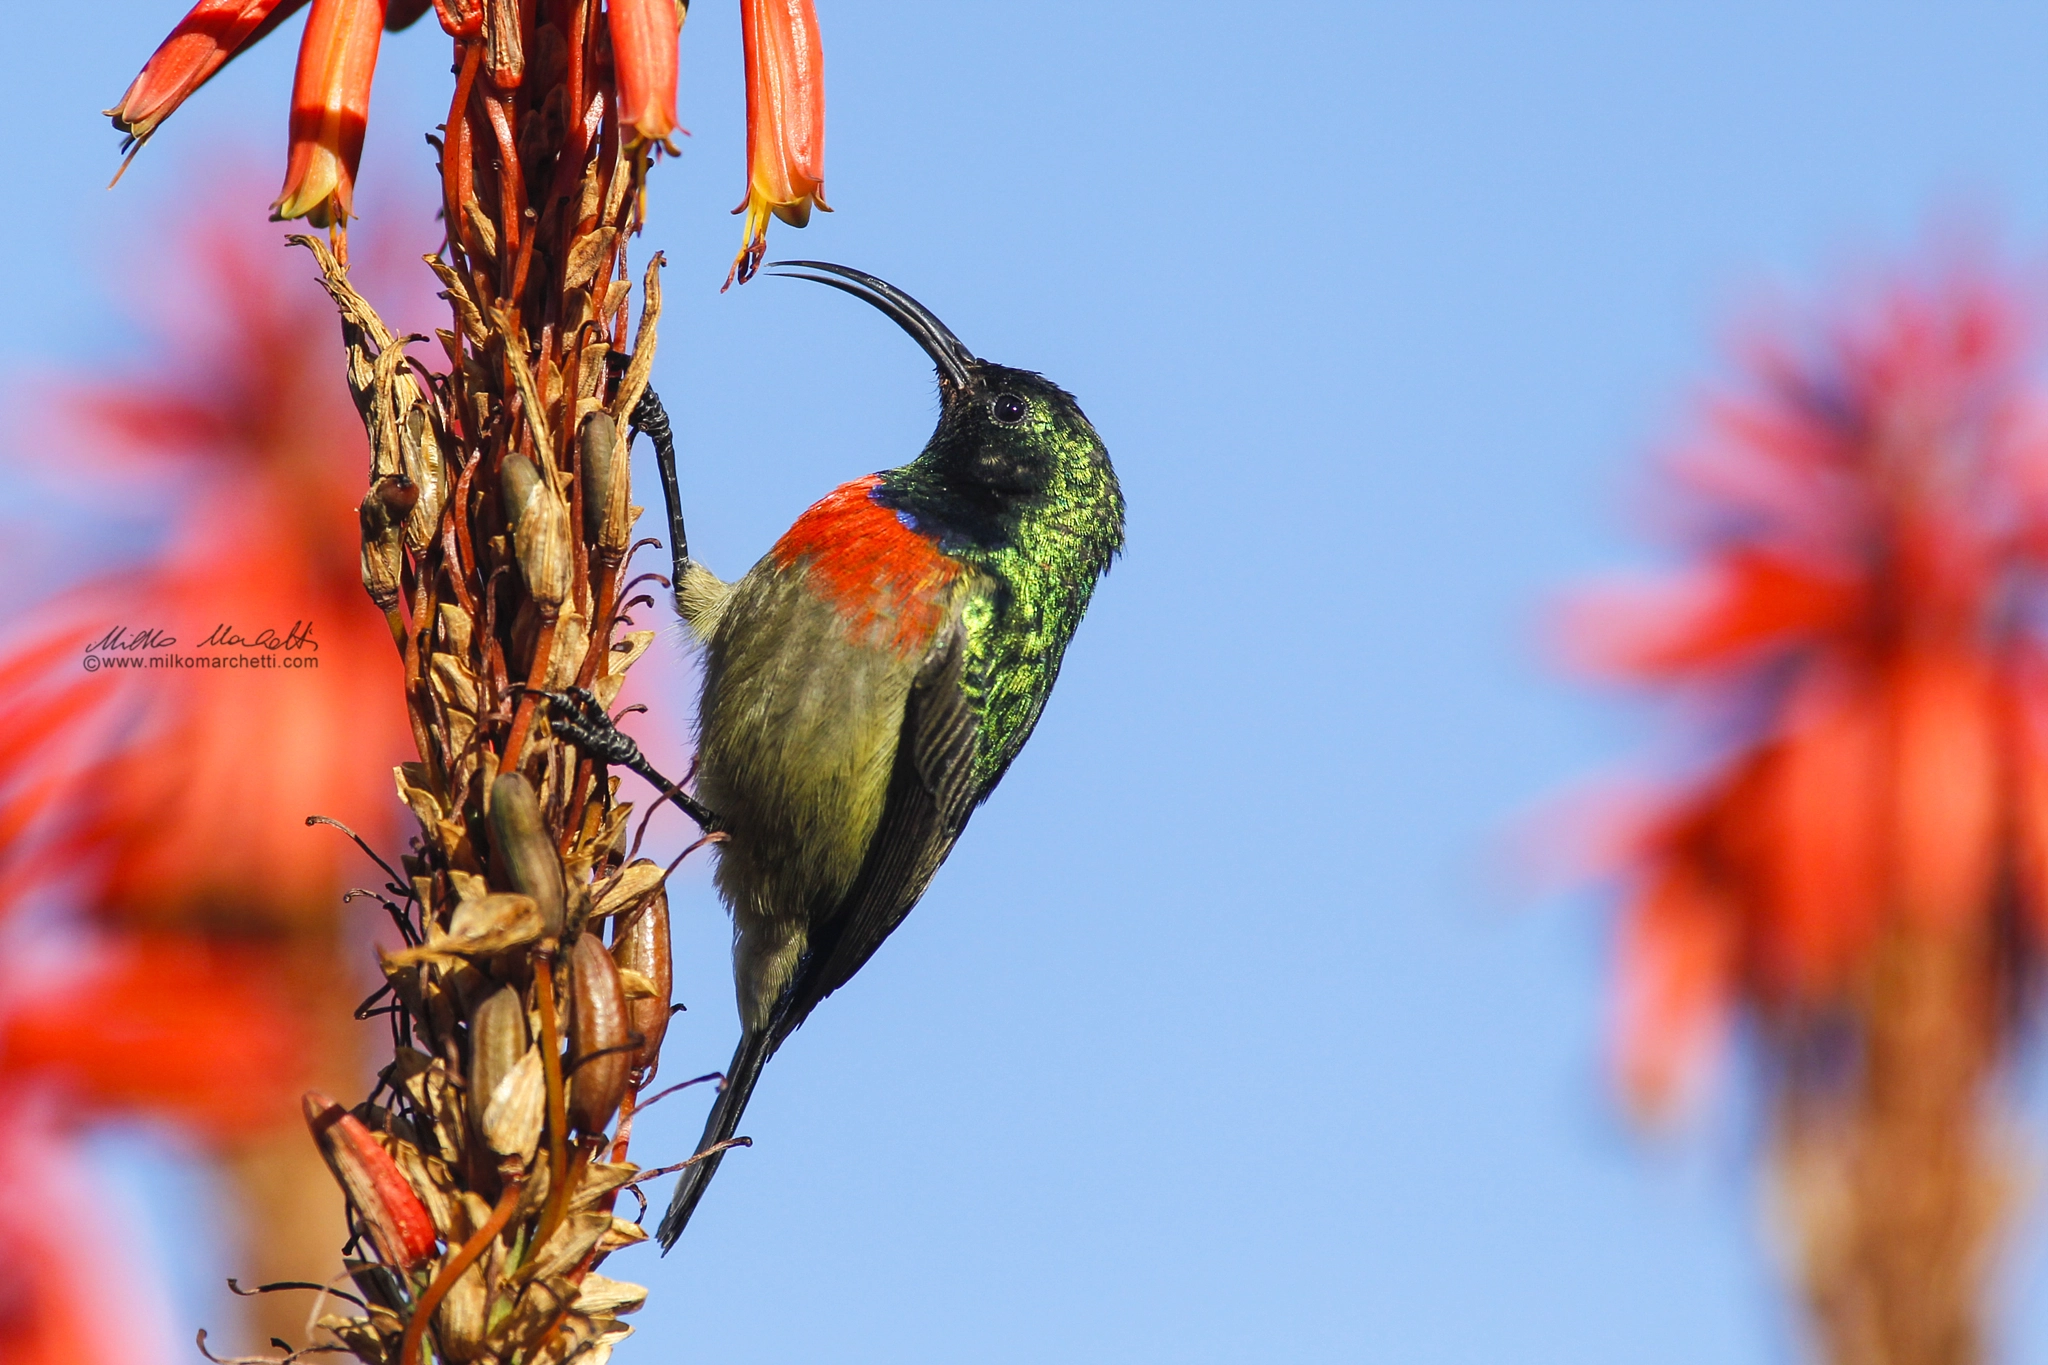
[1773,929,2015,1365]
[532,946,572,1249]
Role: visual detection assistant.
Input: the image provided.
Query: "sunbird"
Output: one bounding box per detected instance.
[553,261,1124,1247]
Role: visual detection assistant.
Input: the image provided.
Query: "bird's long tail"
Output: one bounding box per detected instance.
[657,1027,772,1250]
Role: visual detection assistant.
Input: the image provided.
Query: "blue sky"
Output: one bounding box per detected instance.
[10,3,2048,1362]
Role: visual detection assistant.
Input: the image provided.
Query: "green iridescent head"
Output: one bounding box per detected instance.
[769,260,1121,554]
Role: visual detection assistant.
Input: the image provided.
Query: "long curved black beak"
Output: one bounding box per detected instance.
[767,260,977,394]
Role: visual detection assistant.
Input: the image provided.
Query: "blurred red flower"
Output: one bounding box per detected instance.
[0,185,420,1359]
[1564,269,2048,1112]
[1558,260,2048,1364]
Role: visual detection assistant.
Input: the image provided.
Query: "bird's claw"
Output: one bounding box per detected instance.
[539,687,647,770]
[537,687,722,832]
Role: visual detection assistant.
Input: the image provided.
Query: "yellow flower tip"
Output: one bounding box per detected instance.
[271,142,351,226]
[621,109,677,146]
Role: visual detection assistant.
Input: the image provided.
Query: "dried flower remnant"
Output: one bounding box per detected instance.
[729,0,827,287]
[305,1092,439,1269]
[1562,268,2048,1365]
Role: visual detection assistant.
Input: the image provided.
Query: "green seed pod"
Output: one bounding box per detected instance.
[466,983,529,1149]
[486,773,566,938]
[501,451,572,612]
[580,410,633,562]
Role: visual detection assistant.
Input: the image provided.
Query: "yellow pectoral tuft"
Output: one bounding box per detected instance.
[676,561,732,639]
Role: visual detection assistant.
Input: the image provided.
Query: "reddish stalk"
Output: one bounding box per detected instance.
[398,1176,523,1365]
[531,947,572,1249]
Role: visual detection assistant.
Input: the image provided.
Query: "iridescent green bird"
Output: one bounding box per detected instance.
[554,262,1123,1247]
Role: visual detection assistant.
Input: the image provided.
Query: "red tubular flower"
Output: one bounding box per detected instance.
[729,0,827,288]
[608,0,682,145]
[272,0,390,226]
[107,0,311,149]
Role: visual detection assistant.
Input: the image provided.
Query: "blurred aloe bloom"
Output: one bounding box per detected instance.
[0,189,421,1359]
[1564,267,2048,1365]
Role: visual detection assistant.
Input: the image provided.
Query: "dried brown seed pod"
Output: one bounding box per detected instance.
[591,858,665,922]
[304,1092,438,1270]
[434,1252,491,1361]
[400,405,446,553]
[378,892,543,967]
[357,483,406,612]
[487,772,567,937]
[610,880,672,1074]
[566,932,631,1135]
[501,451,573,612]
[371,469,421,520]
[580,409,634,561]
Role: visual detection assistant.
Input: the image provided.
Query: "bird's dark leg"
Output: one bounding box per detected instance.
[629,387,689,593]
[540,687,720,831]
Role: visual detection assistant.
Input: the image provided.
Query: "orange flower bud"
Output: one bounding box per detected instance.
[271,0,390,227]
[304,1092,438,1269]
[607,0,682,144]
[728,0,827,289]
[108,0,311,148]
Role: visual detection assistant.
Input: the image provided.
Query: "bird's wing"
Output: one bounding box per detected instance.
[766,613,981,1050]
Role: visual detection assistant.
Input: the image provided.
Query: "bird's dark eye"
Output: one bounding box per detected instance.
[991,392,1029,425]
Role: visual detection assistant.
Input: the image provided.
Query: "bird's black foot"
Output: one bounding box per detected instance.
[630,387,690,586]
[542,686,643,768]
[540,687,720,831]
